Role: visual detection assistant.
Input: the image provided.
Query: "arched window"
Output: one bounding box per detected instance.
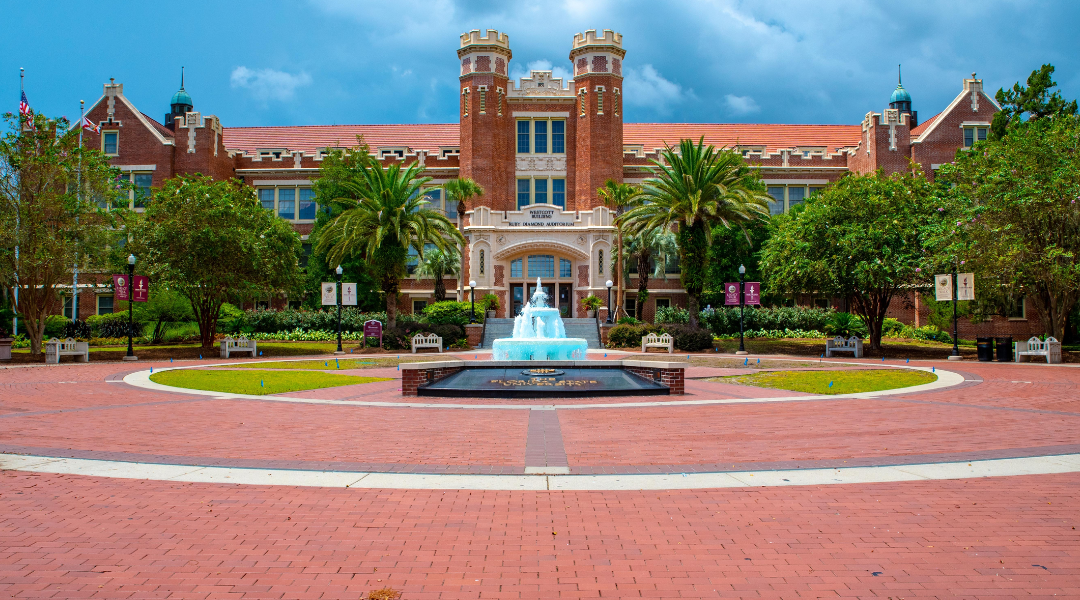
[598,249,604,275]
[479,249,485,275]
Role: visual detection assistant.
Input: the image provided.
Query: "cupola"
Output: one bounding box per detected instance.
[165,67,193,130]
[888,65,917,127]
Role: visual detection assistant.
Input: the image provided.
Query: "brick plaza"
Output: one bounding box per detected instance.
[2,355,1079,598]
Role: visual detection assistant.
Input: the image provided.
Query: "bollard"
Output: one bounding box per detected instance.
[150,367,153,373]
[260,380,264,387]
[829,381,833,388]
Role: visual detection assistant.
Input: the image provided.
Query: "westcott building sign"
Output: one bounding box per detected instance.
[75,28,1000,322]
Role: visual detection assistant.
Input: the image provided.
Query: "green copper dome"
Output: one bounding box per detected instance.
[891,83,911,103]
[170,88,192,107]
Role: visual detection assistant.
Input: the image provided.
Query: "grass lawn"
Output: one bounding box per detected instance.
[213,357,441,370]
[714,368,937,395]
[150,369,392,395]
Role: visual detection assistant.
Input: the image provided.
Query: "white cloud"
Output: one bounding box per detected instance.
[623,64,694,115]
[230,66,312,101]
[724,94,760,116]
[509,59,573,87]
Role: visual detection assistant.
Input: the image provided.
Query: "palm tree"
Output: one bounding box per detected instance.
[317,161,464,327]
[597,180,641,320]
[618,137,771,327]
[443,178,484,301]
[618,226,678,320]
[415,247,460,302]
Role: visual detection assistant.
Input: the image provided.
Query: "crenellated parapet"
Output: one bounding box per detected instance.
[569,29,626,77]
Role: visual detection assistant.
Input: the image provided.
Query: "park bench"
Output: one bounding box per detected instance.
[220,336,257,358]
[411,333,443,353]
[825,336,863,358]
[641,332,674,354]
[1015,336,1062,364]
[45,337,89,364]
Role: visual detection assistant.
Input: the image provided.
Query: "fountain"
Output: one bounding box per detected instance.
[491,278,589,361]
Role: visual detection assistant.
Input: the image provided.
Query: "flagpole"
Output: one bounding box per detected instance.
[73,100,84,323]
[13,68,23,337]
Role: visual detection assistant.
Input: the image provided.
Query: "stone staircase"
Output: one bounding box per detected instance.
[481,317,602,349]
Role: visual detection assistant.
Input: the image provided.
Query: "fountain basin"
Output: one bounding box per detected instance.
[491,337,589,361]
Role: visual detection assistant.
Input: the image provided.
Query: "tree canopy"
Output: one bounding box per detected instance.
[762,169,940,350]
[991,64,1078,139]
[130,174,302,347]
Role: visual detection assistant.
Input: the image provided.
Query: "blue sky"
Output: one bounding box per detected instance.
[3,1,1078,128]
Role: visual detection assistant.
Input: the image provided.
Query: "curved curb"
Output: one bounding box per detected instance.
[122,359,967,410]
[2,452,1077,491]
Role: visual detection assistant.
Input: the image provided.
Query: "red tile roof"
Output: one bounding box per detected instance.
[910,112,940,137]
[624,123,862,153]
[222,124,460,154]
[141,113,174,138]
[221,122,864,154]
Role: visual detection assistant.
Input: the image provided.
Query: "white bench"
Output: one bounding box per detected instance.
[1015,336,1062,364]
[826,336,863,358]
[641,332,674,354]
[411,333,443,353]
[45,337,89,364]
[220,336,257,358]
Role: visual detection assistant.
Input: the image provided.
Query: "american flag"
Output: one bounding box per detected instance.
[81,116,99,134]
[19,90,31,118]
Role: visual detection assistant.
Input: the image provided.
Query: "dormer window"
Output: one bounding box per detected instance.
[380,148,406,159]
[439,147,460,159]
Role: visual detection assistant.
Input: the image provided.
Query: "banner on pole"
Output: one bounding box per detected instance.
[934,274,953,301]
[112,275,129,301]
[321,282,337,306]
[131,276,149,302]
[723,283,740,306]
[957,272,975,301]
[342,283,357,306]
[744,282,761,305]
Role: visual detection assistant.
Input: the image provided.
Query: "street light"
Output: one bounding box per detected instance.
[605,280,614,324]
[124,254,136,361]
[737,264,747,355]
[334,265,344,355]
[469,280,477,323]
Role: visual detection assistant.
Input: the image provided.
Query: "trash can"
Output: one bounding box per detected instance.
[995,337,1014,362]
[976,337,994,361]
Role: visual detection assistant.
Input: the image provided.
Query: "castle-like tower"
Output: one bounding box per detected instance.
[570,29,625,209]
[457,29,514,211]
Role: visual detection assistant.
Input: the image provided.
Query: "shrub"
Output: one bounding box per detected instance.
[824,312,868,338]
[899,324,951,343]
[581,294,602,311]
[481,293,500,312]
[654,305,688,324]
[715,328,825,339]
[617,315,640,325]
[61,319,93,340]
[882,318,905,337]
[240,308,388,334]
[44,315,70,338]
[661,324,714,351]
[423,300,479,326]
[86,312,144,338]
[700,305,834,335]
[606,323,659,348]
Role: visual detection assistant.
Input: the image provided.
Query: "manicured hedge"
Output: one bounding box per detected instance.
[700,306,834,335]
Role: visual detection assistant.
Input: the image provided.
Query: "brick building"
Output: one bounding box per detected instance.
[68,28,1040,338]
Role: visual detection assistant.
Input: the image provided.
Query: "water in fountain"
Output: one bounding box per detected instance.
[492,278,589,360]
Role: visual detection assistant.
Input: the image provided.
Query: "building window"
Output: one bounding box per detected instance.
[63,295,75,319]
[528,255,555,278]
[517,120,530,153]
[552,178,566,208]
[767,187,785,216]
[625,296,636,316]
[655,298,670,309]
[102,131,118,155]
[97,295,114,315]
[533,120,547,153]
[300,242,312,268]
[298,188,316,220]
[579,88,587,116]
[479,87,486,114]
[462,87,469,116]
[510,258,523,278]
[479,249,485,275]
[132,173,152,208]
[787,186,805,211]
[259,188,275,211]
[552,120,565,153]
[596,87,604,114]
[534,178,548,205]
[598,249,604,275]
[559,258,571,278]
[517,178,531,209]
[1007,296,1026,320]
[278,188,295,220]
[412,299,428,314]
[963,126,988,148]
[809,186,825,197]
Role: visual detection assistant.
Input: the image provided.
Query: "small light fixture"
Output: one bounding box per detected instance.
[335,265,343,276]
[128,254,136,266]
[738,264,745,275]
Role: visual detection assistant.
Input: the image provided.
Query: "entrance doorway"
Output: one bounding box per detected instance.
[558,283,572,317]
[510,282,566,316]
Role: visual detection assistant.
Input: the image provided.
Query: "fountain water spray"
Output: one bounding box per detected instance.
[492,278,589,360]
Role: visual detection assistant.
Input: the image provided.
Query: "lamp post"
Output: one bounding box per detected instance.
[335,265,344,355]
[469,280,477,323]
[124,254,136,361]
[950,264,960,358]
[605,280,614,324]
[737,264,747,355]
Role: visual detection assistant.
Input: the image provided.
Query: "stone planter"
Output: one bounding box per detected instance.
[586,310,596,318]
[0,338,12,361]
[487,310,496,318]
